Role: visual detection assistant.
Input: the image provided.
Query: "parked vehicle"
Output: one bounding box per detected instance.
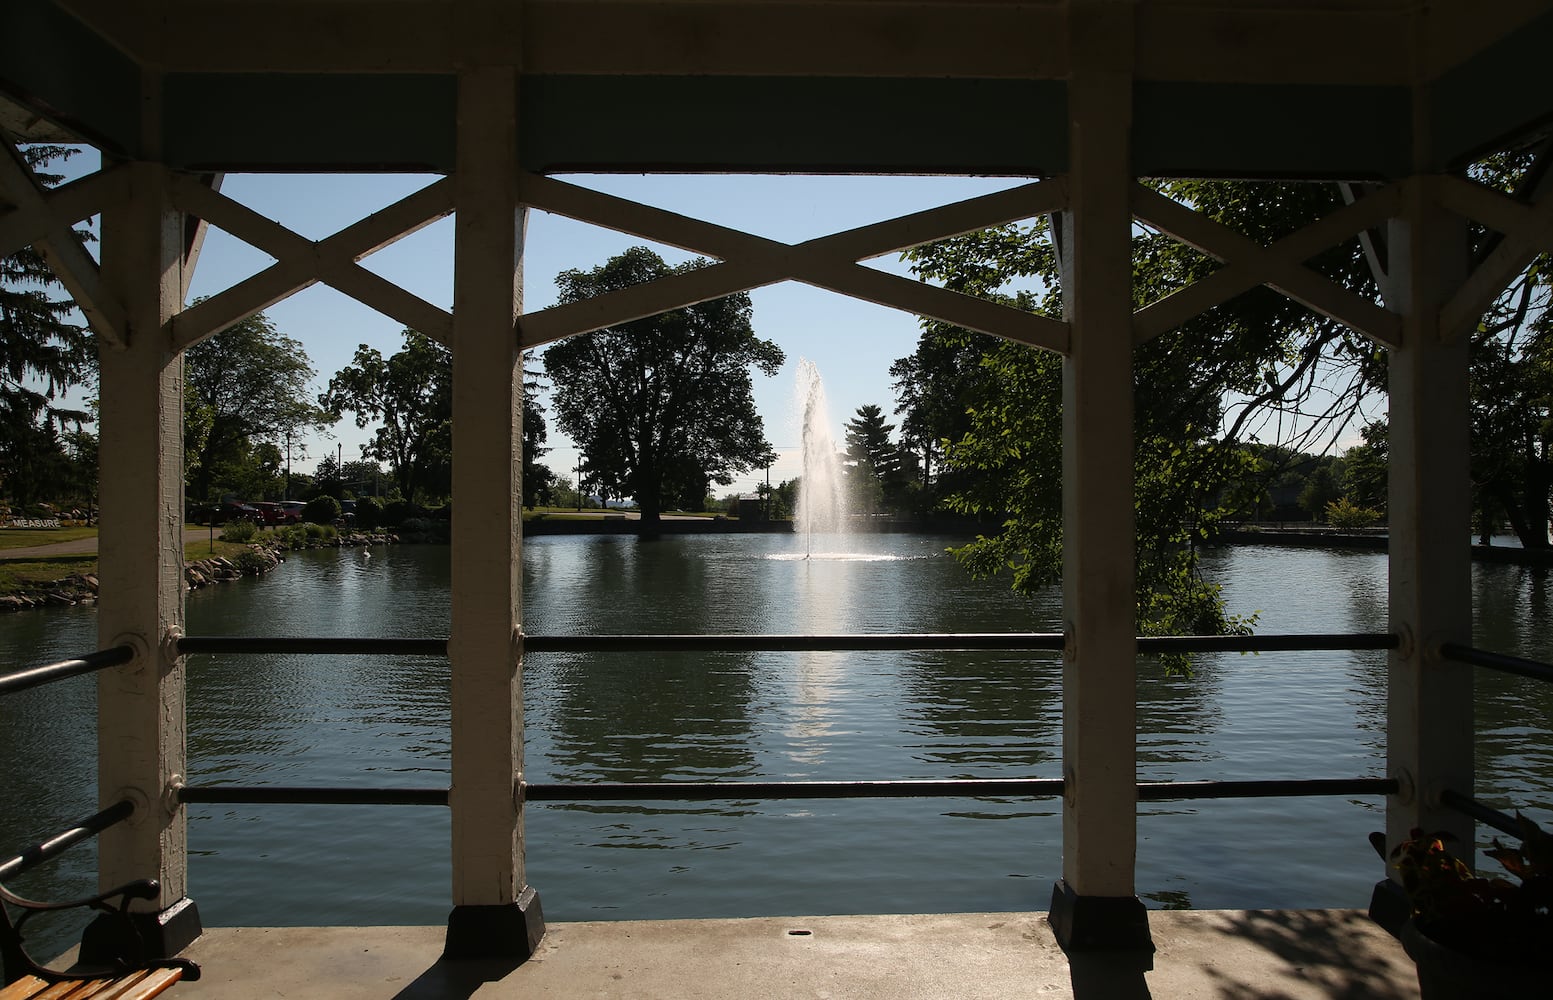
[249,501,301,526]
[192,501,261,526]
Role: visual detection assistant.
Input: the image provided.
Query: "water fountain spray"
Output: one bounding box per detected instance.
[794,359,846,559]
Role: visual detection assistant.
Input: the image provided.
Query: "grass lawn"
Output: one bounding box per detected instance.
[0,526,98,551]
[0,538,254,596]
[0,554,98,593]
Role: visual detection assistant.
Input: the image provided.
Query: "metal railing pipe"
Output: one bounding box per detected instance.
[1137,633,1398,654]
[177,637,449,657]
[171,632,1401,657]
[0,799,135,881]
[1135,778,1397,801]
[523,778,1067,801]
[0,645,136,697]
[521,633,1068,653]
[1439,643,1553,684]
[177,785,450,807]
[170,776,1401,807]
[1440,788,1523,837]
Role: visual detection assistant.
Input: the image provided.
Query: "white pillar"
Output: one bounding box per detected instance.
[1375,180,1473,920]
[1049,0,1152,956]
[443,64,544,959]
[94,157,202,954]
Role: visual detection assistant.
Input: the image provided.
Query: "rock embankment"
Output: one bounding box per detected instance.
[0,530,397,612]
[0,573,100,612]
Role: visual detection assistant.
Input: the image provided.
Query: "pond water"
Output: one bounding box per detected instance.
[3,533,1551,956]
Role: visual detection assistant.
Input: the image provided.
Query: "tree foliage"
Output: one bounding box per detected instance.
[183,309,328,500]
[543,247,783,523]
[897,179,1383,638]
[321,330,452,502]
[0,146,95,506]
[320,331,554,506]
[844,404,909,514]
[1463,149,1553,549]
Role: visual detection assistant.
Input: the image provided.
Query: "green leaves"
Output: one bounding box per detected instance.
[543,248,783,521]
[319,329,452,502]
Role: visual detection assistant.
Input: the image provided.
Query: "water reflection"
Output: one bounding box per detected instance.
[2,536,1553,938]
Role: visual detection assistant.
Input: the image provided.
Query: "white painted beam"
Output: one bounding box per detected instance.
[1052,0,1149,954]
[94,160,187,900]
[520,172,1068,351]
[179,173,222,304]
[448,62,525,912]
[167,174,454,348]
[0,136,127,348]
[1132,183,1402,347]
[0,163,129,258]
[1438,176,1553,342]
[1384,178,1474,864]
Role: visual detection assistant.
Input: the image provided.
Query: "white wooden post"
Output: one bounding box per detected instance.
[93,154,202,955]
[1373,179,1474,923]
[1049,0,1153,957]
[443,63,544,959]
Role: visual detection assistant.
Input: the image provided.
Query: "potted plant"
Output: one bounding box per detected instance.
[1373,814,1552,998]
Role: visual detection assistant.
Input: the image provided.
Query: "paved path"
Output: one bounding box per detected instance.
[166,910,1419,999]
[0,527,213,560]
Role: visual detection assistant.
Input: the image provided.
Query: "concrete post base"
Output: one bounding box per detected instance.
[1368,878,1411,937]
[443,885,546,961]
[1048,878,1155,962]
[80,895,202,966]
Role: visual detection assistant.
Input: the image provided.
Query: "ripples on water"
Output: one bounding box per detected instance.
[3,535,1552,949]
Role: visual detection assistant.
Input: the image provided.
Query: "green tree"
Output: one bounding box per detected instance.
[1297,462,1342,521]
[899,178,1379,638]
[890,329,990,500]
[543,247,784,525]
[1456,149,1553,548]
[320,330,452,502]
[183,309,328,500]
[1342,421,1389,514]
[521,353,557,508]
[844,404,907,514]
[0,146,95,506]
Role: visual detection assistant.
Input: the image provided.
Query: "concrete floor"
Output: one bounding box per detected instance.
[164,910,1420,999]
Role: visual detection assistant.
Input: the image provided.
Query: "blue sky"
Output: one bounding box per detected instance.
[177,170,1032,497]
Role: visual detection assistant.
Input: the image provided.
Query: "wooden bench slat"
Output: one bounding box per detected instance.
[86,970,182,1000]
[0,977,112,1000]
[0,975,51,1000]
[0,967,181,1000]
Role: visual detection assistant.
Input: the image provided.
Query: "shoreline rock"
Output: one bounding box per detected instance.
[0,530,400,612]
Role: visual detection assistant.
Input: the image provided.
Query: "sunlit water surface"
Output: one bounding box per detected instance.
[3,534,1551,955]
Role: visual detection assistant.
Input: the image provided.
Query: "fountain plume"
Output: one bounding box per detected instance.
[794,359,847,557]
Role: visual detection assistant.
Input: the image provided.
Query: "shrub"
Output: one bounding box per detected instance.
[354,496,385,531]
[303,495,342,525]
[232,549,269,575]
[304,522,336,542]
[381,499,423,528]
[1325,496,1383,530]
[221,519,258,543]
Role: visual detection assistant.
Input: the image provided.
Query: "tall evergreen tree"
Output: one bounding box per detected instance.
[0,146,95,506]
[844,403,907,514]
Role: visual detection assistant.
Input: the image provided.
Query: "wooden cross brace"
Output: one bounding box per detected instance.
[1434,173,1553,342]
[516,173,1072,355]
[167,175,456,350]
[0,135,130,349]
[1131,182,1404,349]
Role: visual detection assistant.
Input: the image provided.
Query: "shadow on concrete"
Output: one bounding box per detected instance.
[1195,910,1417,999]
[1069,951,1154,999]
[390,957,525,1000]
